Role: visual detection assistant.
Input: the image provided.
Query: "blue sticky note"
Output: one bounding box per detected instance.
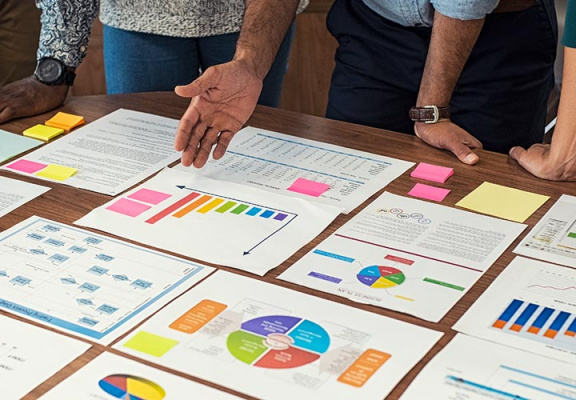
[0,129,43,163]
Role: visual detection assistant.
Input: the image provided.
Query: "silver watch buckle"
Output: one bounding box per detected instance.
[423,105,439,124]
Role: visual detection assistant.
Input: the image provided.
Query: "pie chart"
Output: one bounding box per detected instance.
[227,315,330,369]
[98,374,166,400]
[357,265,405,288]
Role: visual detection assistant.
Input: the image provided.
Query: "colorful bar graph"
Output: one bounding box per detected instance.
[493,299,524,329]
[527,307,554,334]
[215,201,237,213]
[246,207,262,216]
[274,213,288,221]
[173,195,212,218]
[565,318,576,337]
[197,198,225,214]
[260,210,274,219]
[544,311,571,339]
[145,192,200,224]
[510,303,539,332]
[231,204,250,215]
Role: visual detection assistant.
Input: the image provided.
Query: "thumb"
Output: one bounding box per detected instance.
[508,146,526,162]
[175,67,219,98]
[448,141,479,165]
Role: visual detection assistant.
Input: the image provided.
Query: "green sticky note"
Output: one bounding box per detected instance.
[123,331,179,357]
[23,124,64,141]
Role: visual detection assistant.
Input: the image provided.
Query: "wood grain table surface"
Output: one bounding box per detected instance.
[1,92,574,399]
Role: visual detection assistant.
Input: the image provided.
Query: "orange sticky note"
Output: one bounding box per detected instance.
[45,112,85,132]
[23,124,64,141]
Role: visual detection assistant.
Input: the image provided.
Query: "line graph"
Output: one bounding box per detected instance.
[526,269,576,302]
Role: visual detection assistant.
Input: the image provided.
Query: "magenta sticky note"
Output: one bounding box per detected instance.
[287,177,330,197]
[128,188,172,205]
[410,162,454,183]
[106,198,151,217]
[408,183,450,202]
[6,159,48,174]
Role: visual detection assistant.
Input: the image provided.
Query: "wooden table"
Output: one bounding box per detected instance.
[1,92,574,399]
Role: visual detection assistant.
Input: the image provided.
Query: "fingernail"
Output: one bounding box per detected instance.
[466,154,478,163]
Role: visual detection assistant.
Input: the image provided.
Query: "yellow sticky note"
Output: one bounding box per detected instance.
[23,124,64,141]
[45,112,85,132]
[123,331,179,357]
[35,164,77,181]
[456,182,549,222]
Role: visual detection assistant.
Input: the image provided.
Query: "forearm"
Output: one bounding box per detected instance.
[417,10,484,106]
[235,0,300,80]
[36,0,99,67]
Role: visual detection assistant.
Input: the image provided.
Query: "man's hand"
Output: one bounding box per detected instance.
[414,120,482,165]
[509,144,576,181]
[174,59,263,168]
[0,77,69,123]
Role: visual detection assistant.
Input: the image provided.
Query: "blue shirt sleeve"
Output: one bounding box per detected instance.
[36,0,99,67]
[430,0,500,20]
[563,0,576,48]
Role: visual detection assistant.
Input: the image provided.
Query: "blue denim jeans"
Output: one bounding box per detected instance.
[103,24,295,107]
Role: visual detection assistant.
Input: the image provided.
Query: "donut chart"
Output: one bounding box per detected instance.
[227,315,330,369]
[98,374,166,400]
[357,265,405,289]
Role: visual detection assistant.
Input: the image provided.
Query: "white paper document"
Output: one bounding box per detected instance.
[0,314,90,400]
[115,271,442,400]
[1,109,181,195]
[76,168,341,276]
[455,256,576,364]
[174,126,414,213]
[279,192,526,322]
[0,176,50,219]
[400,334,576,400]
[39,352,242,400]
[0,216,214,344]
[515,194,576,267]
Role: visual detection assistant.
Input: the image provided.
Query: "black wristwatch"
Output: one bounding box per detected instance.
[34,57,76,86]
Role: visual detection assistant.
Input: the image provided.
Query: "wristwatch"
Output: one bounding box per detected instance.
[34,57,76,86]
[409,105,450,124]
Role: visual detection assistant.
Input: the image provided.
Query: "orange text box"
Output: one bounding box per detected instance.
[337,349,391,388]
[169,299,227,334]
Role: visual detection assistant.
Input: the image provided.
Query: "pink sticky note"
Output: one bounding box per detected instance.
[6,159,48,174]
[287,177,330,197]
[106,198,151,217]
[408,183,450,202]
[128,188,172,205]
[410,162,454,183]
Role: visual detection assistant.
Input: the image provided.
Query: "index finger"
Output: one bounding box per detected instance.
[175,103,200,152]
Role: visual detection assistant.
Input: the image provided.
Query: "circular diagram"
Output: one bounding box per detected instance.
[227,315,330,369]
[357,265,405,288]
[98,374,165,400]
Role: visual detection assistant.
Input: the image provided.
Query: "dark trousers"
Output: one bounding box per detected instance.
[326,0,557,153]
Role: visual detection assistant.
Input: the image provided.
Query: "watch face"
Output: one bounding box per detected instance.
[37,59,64,84]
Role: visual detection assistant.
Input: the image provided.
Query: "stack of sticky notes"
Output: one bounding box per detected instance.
[410,162,454,183]
[45,112,85,132]
[23,124,65,141]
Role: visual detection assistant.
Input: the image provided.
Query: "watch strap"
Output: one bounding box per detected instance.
[409,105,451,124]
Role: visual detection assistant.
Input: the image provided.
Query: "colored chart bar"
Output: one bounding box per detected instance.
[246,207,262,216]
[197,198,225,214]
[231,204,250,215]
[145,192,200,224]
[544,311,571,339]
[173,195,212,218]
[565,317,576,337]
[274,213,288,221]
[260,210,274,219]
[215,201,237,213]
[527,307,554,334]
[493,299,524,329]
[510,303,539,332]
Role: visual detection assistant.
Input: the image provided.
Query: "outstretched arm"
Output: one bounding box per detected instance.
[175,0,300,168]
[509,46,576,180]
[413,10,485,165]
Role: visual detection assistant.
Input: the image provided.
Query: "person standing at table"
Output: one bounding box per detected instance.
[510,0,576,181]
[172,0,557,169]
[0,0,306,121]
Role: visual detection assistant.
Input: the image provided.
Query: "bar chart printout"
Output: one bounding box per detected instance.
[76,168,341,276]
[400,334,576,400]
[455,256,576,364]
